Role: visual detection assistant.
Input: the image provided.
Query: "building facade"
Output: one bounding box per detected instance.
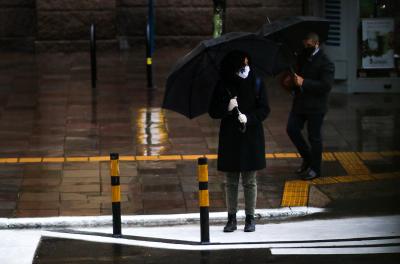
[310,0,399,93]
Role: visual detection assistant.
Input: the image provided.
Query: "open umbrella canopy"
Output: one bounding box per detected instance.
[259,16,331,53]
[162,32,282,119]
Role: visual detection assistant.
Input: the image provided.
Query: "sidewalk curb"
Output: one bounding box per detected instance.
[0,207,325,229]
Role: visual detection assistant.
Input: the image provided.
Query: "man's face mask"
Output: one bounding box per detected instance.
[303,46,316,57]
[303,39,319,57]
[237,65,250,79]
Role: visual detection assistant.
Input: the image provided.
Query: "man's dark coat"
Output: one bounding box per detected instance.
[292,50,335,114]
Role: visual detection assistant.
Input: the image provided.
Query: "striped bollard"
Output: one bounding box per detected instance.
[110,153,122,237]
[198,157,210,243]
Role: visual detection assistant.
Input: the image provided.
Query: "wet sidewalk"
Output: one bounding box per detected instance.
[0,49,400,218]
[2,214,400,263]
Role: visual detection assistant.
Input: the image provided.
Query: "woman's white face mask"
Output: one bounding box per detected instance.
[237,65,250,79]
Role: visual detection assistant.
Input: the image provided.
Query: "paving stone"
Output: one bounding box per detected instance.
[60,184,100,193]
[19,192,59,201]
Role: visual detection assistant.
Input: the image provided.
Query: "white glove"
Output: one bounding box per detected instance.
[228,97,238,111]
[238,113,247,124]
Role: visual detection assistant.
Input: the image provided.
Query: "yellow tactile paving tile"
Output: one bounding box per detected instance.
[0,151,395,164]
[119,156,136,161]
[357,152,383,161]
[274,153,299,158]
[181,155,205,160]
[0,158,18,163]
[331,175,361,183]
[65,157,89,162]
[281,195,308,207]
[281,180,310,207]
[135,156,159,161]
[19,157,42,163]
[89,156,110,162]
[334,152,370,175]
[205,154,218,160]
[158,155,182,160]
[310,176,339,185]
[322,152,336,161]
[42,157,65,163]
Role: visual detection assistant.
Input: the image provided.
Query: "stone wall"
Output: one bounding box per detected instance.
[118,0,303,49]
[0,0,36,51]
[0,0,303,52]
[35,0,118,52]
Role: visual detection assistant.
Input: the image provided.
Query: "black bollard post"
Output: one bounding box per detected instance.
[146,0,155,88]
[198,157,210,243]
[110,153,122,237]
[90,23,97,89]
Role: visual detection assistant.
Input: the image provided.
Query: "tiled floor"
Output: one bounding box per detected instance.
[0,49,399,217]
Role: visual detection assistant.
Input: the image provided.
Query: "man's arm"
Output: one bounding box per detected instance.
[301,58,335,95]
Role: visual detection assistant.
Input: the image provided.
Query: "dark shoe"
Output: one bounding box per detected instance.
[301,168,320,181]
[244,215,256,232]
[223,213,237,232]
[295,160,310,174]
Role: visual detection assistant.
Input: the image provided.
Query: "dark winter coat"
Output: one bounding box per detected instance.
[208,70,270,172]
[292,49,335,114]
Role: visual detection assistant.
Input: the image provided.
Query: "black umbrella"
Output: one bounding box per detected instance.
[162,32,281,119]
[259,16,331,54]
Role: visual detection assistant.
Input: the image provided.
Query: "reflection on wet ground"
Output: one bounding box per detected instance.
[136,107,168,156]
[357,108,400,151]
[34,237,271,264]
[0,49,400,218]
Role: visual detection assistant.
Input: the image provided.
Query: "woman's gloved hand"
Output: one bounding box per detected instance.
[228,97,238,111]
[238,113,247,124]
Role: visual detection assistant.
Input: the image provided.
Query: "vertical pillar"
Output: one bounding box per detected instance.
[90,23,97,89]
[110,153,122,237]
[146,0,155,88]
[198,157,210,243]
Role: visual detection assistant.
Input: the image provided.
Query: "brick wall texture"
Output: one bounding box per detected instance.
[0,0,304,51]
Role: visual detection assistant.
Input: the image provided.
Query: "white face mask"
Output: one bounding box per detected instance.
[237,65,250,79]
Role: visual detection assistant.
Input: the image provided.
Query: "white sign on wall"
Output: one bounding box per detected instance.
[361,18,394,69]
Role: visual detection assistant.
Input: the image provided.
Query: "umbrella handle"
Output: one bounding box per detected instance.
[239,123,246,133]
[235,107,247,133]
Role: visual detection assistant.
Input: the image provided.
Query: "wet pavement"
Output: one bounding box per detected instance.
[29,213,400,263]
[1,47,400,263]
[0,48,399,219]
[32,237,400,264]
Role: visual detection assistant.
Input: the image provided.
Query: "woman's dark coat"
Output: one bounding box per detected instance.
[208,70,270,172]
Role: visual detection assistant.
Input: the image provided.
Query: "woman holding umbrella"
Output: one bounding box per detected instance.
[208,50,270,232]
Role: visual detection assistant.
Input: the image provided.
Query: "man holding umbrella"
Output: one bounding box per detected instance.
[284,32,335,180]
[209,50,270,232]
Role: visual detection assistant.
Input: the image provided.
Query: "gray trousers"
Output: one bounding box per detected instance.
[225,171,257,216]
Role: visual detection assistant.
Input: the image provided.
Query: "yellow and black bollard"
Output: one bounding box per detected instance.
[110,153,122,237]
[198,157,210,243]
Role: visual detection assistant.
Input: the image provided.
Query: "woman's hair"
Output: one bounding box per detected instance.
[220,50,251,80]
